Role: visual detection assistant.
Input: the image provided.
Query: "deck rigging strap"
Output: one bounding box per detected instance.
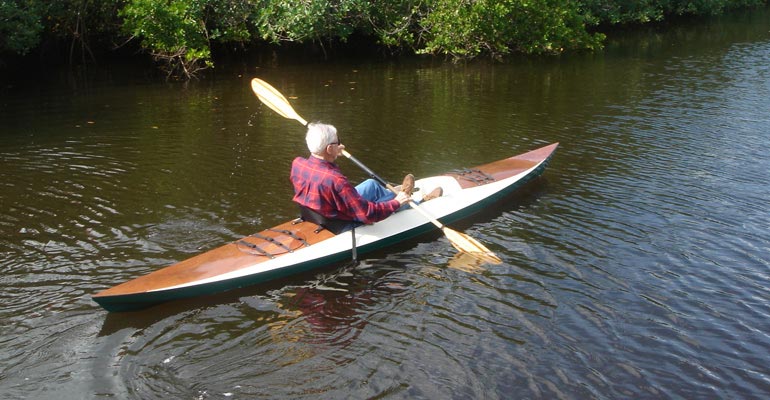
[451,168,495,185]
[268,229,310,247]
[250,232,293,253]
[236,240,275,258]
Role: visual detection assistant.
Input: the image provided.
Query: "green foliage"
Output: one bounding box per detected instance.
[671,0,768,15]
[204,0,254,42]
[418,0,605,57]
[0,0,122,59]
[579,0,768,25]
[1,0,767,76]
[118,0,264,77]
[120,0,214,78]
[43,0,123,39]
[44,0,123,64]
[364,0,422,49]
[251,0,363,43]
[0,0,43,55]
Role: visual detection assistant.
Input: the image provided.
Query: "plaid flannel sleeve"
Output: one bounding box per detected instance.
[332,177,400,224]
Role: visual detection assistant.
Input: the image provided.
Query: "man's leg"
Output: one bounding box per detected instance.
[355,178,423,210]
[355,179,395,202]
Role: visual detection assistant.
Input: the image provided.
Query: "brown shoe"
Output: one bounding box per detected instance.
[401,174,415,196]
[422,187,442,202]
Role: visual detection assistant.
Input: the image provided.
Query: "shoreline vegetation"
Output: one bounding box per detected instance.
[1,0,767,80]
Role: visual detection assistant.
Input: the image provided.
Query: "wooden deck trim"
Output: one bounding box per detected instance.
[94,220,334,297]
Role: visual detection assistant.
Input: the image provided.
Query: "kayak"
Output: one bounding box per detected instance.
[92,143,559,312]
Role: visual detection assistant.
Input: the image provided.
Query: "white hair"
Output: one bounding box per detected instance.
[305,122,338,155]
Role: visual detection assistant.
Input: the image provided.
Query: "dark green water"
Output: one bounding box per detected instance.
[1,8,769,399]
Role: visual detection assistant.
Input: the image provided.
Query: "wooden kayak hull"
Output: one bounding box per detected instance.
[93,143,558,312]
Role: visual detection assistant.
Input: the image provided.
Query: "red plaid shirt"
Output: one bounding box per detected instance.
[291,156,400,224]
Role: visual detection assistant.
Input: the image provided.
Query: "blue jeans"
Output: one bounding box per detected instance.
[355,179,396,203]
[356,178,423,211]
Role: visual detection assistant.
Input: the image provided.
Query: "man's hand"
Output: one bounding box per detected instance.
[395,191,411,205]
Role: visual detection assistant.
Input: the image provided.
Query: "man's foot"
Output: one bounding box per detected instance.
[422,187,442,202]
[401,174,415,196]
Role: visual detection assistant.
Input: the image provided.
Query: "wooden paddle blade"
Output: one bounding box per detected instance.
[251,78,308,126]
[447,252,488,274]
[442,227,502,264]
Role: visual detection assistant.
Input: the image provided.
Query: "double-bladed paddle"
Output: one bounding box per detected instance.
[251,78,501,264]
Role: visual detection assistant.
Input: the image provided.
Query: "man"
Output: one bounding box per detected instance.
[290,122,413,228]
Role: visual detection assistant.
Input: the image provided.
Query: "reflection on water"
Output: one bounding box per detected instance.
[2,7,770,399]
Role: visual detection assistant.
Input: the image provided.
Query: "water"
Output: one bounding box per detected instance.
[2,8,770,399]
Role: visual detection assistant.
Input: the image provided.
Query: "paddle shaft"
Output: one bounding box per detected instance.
[341,150,389,187]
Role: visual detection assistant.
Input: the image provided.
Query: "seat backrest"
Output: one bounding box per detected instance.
[298,205,351,234]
